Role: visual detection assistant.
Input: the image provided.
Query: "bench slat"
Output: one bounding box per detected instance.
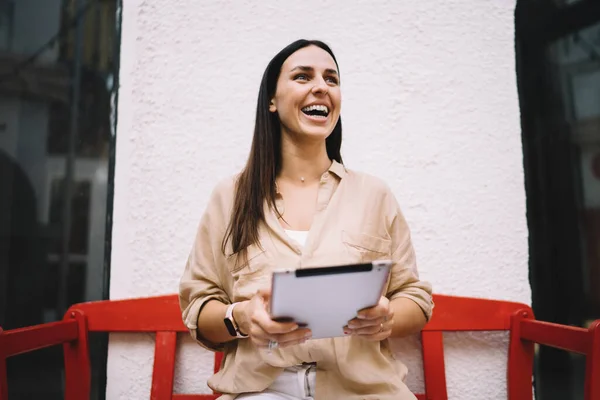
[1,320,78,357]
[520,319,590,354]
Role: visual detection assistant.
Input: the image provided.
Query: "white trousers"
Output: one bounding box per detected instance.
[236,364,317,400]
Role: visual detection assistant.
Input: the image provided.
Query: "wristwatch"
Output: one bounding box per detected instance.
[224,303,248,338]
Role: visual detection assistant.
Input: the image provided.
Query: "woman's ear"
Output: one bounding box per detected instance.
[269,99,277,113]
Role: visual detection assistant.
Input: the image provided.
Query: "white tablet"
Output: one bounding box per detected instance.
[269,260,392,339]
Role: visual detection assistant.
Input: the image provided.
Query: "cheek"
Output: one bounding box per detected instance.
[277,95,301,118]
[278,100,298,121]
[332,92,342,111]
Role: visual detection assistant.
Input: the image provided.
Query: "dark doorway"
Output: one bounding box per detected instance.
[515,0,600,398]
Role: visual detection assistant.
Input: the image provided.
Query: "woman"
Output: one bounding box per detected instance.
[179,39,433,400]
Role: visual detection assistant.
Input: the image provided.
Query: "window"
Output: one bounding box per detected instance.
[0,0,120,398]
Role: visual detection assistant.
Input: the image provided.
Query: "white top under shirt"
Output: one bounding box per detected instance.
[284,229,309,247]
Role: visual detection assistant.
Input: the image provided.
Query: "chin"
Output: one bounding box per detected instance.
[299,130,333,141]
[297,124,334,139]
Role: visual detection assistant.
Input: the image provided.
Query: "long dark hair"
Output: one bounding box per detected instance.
[222,39,343,258]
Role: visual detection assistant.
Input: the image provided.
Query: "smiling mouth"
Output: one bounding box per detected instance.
[301,104,329,119]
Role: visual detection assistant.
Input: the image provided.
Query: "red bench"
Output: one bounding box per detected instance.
[1,294,599,400]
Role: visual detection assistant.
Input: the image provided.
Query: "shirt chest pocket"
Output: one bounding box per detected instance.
[342,230,391,263]
[227,243,272,302]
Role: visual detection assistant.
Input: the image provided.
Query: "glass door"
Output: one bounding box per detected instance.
[516,0,600,398]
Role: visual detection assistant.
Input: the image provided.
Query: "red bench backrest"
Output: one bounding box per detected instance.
[1,294,599,400]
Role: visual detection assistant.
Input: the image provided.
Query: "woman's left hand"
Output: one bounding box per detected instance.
[344,296,394,341]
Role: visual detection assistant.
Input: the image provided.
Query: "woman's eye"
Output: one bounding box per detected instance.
[294,74,309,81]
[326,76,339,85]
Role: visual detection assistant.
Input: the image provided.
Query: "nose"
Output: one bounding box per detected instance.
[311,77,329,95]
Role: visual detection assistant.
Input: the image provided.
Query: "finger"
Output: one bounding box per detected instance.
[253,328,312,349]
[350,318,394,337]
[248,323,273,347]
[357,302,389,320]
[361,328,392,342]
[252,337,271,347]
[350,322,384,336]
[251,307,298,335]
[275,329,313,348]
[257,288,271,303]
[277,336,309,348]
[346,315,387,331]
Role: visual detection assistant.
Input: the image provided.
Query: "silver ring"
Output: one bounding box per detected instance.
[268,340,279,350]
[379,323,384,333]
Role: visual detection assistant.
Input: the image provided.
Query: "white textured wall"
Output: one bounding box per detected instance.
[110,1,529,399]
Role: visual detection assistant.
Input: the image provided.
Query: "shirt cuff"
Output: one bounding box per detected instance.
[184,295,230,352]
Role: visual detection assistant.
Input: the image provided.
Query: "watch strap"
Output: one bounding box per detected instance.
[224,303,247,338]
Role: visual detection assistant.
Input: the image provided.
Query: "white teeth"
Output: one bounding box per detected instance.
[301,104,329,114]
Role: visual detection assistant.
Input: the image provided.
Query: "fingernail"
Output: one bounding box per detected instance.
[305,333,312,340]
[344,330,350,335]
[357,314,367,319]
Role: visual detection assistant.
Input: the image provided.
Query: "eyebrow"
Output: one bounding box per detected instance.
[290,65,338,75]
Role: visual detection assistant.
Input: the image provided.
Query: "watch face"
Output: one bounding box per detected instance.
[224,318,237,337]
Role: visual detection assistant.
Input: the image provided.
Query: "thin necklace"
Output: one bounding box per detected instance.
[280,162,331,184]
[279,173,319,184]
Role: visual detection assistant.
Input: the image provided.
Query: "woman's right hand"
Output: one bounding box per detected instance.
[234,289,312,348]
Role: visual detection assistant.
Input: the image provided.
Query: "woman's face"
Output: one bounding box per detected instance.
[270,45,341,142]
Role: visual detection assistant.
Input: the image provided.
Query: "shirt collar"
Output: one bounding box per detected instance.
[328,159,346,179]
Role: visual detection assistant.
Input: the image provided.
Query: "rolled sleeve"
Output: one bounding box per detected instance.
[179,182,232,352]
[385,192,434,321]
[180,254,230,351]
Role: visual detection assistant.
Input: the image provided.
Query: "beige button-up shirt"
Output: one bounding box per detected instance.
[179,161,433,400]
